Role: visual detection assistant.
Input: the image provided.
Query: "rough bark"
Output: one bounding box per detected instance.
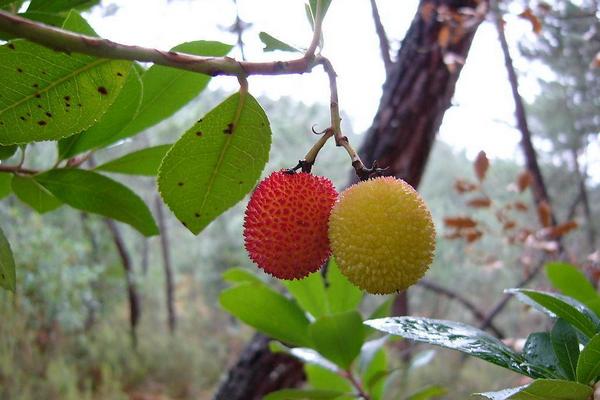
[213,1,487,398]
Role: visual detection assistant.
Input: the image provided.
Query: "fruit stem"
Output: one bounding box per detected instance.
[299,128,334,171]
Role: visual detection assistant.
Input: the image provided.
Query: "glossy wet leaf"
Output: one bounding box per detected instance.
[58,64,143,158]
[508,289,599,338]
[0,173,11,199]
[114,41,232,141]
[0,145,16,160]
[284,271,328,318]
[35,169,158,236]
[259,32,300,52]
[546,262,600,316]
[309,311,364,369]
[0,12,130,145]
[264,389,346,400]
[576,333,600,385]
[365,317,531,376]
[158,93,271,234]
[326,258,362,314]
[0,225,16,292]
[551,319,580,380]
[95,144,171,176]
[476,379,593,400]
[522,332,563,379]
[219,282,311,347]
[407,385,447,400]
[11,174,62,213]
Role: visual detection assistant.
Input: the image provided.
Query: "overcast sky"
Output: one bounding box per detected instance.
[85,0,592,169]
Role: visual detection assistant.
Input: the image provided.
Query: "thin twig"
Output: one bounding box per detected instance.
[342,370,371,400]
[0,164,37,174]
[369,0,392,74]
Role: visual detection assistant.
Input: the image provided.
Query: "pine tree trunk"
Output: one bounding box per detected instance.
[213,1,487,398]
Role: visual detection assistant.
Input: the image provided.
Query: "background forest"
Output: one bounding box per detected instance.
[0,0,598,399]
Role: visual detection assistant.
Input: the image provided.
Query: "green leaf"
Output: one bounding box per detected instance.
[308,0,333,24]
[546,262,600,316]
[358,336,387,374]
[259,32,300,53]
[0,225,16,292]
[284,271,329,318]
[219,282,311,347]
[95,144,171,176]
[222,267,264,285]
[35,169,158,236]
[406,385,447,400]
[508,289,599,338]
[305,365,351,394]
[476,379,593,400]
[264,389,345,400]
[523,332,564,379]
[270,342,339,372]
[114,41,232,141]
[576,333,600,385]
[58,63,143,159]
[158,92,271,234]
[362,348,387,400]
[11,174,62,213]
[551,319,580,380]
[0,145,17,160]
[0,172,11,199]
[309,311,364,369]
[27,0,96,12]
[0,12,131,145]
[365,317,530,376]
[326,259,362,313]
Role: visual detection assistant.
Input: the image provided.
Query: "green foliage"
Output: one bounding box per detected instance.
[326,259,363,314]
[476,379,593,400]
[35,169,158,236]
[0,173,11,199]
[11,174,62,213]
[0,12,130,145]
[259,32,300,53]
[158,92,271,235]
[546,262,600,315]
[309,311,364,369]
[0,144,17,159]
[551,319,580,380]
[406,385,447,400]
[263,389,347,400]
[95,144,171,176]
[523,332,563,379]
[0,226,15,291]
[576,333,600,385]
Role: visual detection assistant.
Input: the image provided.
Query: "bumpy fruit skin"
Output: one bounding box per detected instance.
[328,176,435,294]
[243,171,338,280]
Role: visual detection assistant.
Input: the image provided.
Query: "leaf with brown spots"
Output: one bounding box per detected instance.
[474,151,489,181]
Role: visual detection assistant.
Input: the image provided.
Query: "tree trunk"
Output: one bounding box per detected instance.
[213,1,487,398]
[155,196,177,333]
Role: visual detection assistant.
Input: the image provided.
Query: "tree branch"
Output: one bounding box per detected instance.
[0,164,37,174]
[0,10,318,77]
[369,0,392,74]
[418,279,505,338]
[154,195,177,333]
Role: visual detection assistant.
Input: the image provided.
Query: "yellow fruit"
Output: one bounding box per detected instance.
[328,176,435,294]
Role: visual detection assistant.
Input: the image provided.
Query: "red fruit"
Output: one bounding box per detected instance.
[243,171,338,280]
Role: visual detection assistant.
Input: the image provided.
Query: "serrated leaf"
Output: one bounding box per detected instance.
[284,271,329,319]
[522,332,564,379]
[219,282,311,347]
[95,144,171,176]
[259,32,300,53]
[576,333,600,385]
[309,311,364,369]
[364,317,530,376]
[0,172,11,199]
[407,385,447,400]
[35,169,158,236]
[476,379,593,400]
[508,289,599,338]
[0,145,17,160]
[114,41,232,141]
[546,263,600,316]
[0,225,16,292]
[0,12,130,145]
[264,389,345,400]
[326,258,362,313]
[551,319,580,380]
[58,63,143,158]
[158,92,271,234]
[11,174,62,213]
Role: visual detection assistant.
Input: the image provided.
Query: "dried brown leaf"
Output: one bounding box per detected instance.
[503,220,516,230]
[454,179,478,193]
[465,228,483,243]
[537,200,553,227]
[467,197,492,208]
[514,201,528,212]
[444,216,477,229]
[517,170,533,192]
[474,151,489,181]
[549,220,578,238]
[519,8,542,34]
[593,52,600,69]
